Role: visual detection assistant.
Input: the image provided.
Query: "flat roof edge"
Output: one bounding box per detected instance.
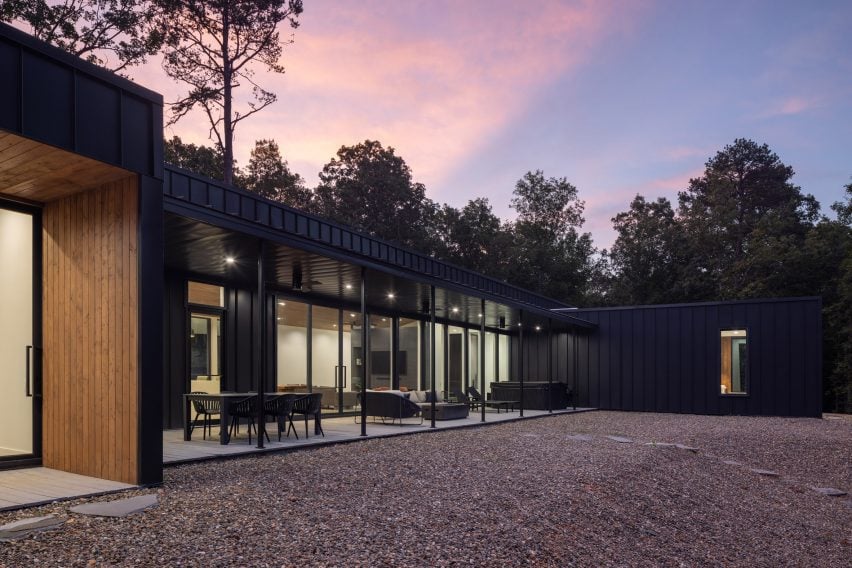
[0,22,163,104]
[163,163,575,313]
[558,296,822,313]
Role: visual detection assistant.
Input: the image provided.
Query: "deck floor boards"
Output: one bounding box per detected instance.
[0,468,135,510]
[164,408,594,465]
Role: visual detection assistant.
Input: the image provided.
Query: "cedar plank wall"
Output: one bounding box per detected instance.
[42,176,139,483]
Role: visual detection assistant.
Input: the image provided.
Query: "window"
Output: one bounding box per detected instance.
[720,330,747,395]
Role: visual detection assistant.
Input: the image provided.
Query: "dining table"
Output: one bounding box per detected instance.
[183,392,309,445]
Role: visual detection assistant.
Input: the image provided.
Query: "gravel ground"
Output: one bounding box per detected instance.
[0,411,849,567]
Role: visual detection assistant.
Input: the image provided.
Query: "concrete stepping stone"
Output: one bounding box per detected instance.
[566,434,593,442]
[675,444,699,453]
[811,486,847,497]
[645,442,677,447]
[750,468,780,477]
[0,515,65,541]
[723,460,742,466]
[605,435,633,443]
[70,494,158,518]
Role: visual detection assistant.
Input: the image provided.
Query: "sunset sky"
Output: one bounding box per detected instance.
[136,0,852,248]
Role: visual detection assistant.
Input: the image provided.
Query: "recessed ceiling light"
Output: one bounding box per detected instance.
[333,324,337,328]
[382,318,387,322]
[278,301,286,306]
[345,284,352,290]
[451,307,459,313]
[277,317,282,321]
[477,313,483,318]
[387,293,395,300]
[518,323,522,327]
[350,313,356,318]
[225,257,235,264]
[535,325,541,331]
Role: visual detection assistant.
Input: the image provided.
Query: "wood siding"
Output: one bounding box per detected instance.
[42,176,139,483]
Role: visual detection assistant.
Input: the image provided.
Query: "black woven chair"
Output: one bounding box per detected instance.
[228,396,259,444]
[291,393,324,438]
[466,386,518,413]
[265,394,298,441]
[189,392,220,441]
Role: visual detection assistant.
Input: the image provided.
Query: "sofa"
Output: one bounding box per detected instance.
[357,391,423,425]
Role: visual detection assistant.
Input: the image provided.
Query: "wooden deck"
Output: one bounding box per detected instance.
[164,407,595,464]
[0,467,135,511]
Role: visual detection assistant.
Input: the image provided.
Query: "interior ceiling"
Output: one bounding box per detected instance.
[0,130,133,203]
[165,213,574,332]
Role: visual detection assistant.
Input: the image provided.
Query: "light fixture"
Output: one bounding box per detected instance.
[277,317,282,321]
[535,325,541,331]
[382,318,387,322]
[225,256,235,264]
[333,324,337,328]
[350,313,356,318]
[387,292,395,300]
[278,301,286,306]
[518,322,522,327]
[345,284,353,290]
[451,307,459,314]
[477,313,483,318]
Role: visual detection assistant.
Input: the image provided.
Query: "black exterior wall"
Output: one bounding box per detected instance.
[519,298,823,417]
[0,22,163,180]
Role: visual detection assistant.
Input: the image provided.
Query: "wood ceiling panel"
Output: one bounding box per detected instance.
[0,130,133,203]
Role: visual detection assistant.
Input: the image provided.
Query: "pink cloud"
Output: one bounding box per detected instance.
[134,0,647,188]
[756,95,820,119]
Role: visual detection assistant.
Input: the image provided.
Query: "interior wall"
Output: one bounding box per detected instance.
[42,176,140,484]
[0,208,33,454]
[277,324,307,386]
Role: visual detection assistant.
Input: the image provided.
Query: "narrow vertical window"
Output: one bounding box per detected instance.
[720,330,748,395]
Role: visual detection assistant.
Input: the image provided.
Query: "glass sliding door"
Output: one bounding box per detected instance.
[276,300,309,391]
[398,318,420,391]
[311,305,342,411]
[0,206,36,459]
[369,315,392,389]
[189,313,223,393]
[447,326,464,398]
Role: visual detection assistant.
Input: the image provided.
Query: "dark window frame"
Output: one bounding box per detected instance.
[719,327,750,397]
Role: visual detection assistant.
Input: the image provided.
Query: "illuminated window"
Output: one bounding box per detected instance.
[720,330,748,395]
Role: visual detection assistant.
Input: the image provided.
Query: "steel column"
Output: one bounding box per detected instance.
[519,311,524,417]
[255,240,265,449]
[480,298,486,422]
[548,319,553,413]
[360,267,368,436]
[430,285,436,429]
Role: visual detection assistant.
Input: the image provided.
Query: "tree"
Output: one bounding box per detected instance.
[164,135,229,181]
[314,140,435,249]
[156,0,304,184]
[676,139,819,300]
[434,198,513,278]
[507,170,600,305]
[239,139,311,209]
[1,0,163,71]
[608,195,681,305]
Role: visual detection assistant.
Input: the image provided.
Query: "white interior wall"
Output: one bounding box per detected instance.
[277,324,307,386]
[312,327,339,387]
[498,334,509,380]
[0,209,33,454]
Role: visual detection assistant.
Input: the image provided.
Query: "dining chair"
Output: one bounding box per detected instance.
[189,392,220,441]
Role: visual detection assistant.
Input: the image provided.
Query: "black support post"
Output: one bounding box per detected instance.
[548,319,553,413]
[360,267,368,436]
[519,312,524,417]
[256,240,265,449]
[480,298,486,423]
[430,285,436,429]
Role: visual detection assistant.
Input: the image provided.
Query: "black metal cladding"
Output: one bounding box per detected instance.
[0,23,163,179]
[162,164,571,313]
[519,298,822,417]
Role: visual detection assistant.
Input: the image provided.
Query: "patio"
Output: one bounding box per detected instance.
[163,407,594,464]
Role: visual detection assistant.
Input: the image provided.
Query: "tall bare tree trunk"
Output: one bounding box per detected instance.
[222,2,234,185]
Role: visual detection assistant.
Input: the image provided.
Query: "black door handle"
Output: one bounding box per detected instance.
[25,345,32,397]
[342,366,347,389]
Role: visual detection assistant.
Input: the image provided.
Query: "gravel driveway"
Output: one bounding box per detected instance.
[0,411,849,567]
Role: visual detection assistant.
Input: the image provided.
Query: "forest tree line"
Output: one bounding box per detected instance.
[165,136,852,414]
[4,1,849,411]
